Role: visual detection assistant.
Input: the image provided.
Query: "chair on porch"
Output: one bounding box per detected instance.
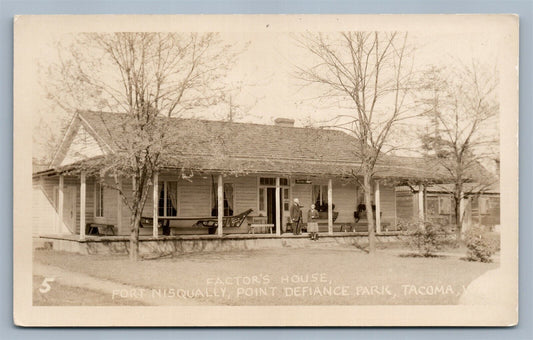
[85,223,116,236]
[194,209,254,234]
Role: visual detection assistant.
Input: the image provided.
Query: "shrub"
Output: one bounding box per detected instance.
[398,218,448,257]
[465,226,498,263]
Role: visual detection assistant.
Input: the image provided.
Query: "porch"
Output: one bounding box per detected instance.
[35,231,405,256]
[34,171,403,240]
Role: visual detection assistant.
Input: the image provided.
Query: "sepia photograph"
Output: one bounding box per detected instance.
[13,14,518,326]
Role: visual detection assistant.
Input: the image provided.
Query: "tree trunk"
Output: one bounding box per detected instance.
[129,170,151,261]
[363,172,376,254]
[129,212,141,261]
[454,186,462,242]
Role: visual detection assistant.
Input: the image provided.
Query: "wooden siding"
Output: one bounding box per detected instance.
[332,181,357,223]
[60,125,105,167]
[470,195,500,227]
[32,179,57,235]
[32,175,94,236]
[379,184,396,225]
[84,179,95,229]
[119,179,133,235]
[34,173,409,236]
[396,191,415,220]
[177,176,211,217]
[99,177,118,226]
[231,176,257,215]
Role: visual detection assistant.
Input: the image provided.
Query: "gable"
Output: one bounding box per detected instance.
[60,125,106,167]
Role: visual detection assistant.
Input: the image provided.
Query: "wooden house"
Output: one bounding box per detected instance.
[395,183,500,231]
[33,111,460,241]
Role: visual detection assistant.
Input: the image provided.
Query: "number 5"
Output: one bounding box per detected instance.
[39,278,55,294]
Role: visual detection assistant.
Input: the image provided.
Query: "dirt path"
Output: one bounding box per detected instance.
[34,262,202,306]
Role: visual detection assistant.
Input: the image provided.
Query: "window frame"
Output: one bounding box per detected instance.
[438,196,452,215]
[257,177,290,214]
[158,180,178,217]
[210,182,235,217]
[94,181,104,218]
[312,184,329,206]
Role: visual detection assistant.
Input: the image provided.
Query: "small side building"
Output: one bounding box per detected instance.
[395,183,500,231]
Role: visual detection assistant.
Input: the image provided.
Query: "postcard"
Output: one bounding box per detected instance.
[14,14,518,326]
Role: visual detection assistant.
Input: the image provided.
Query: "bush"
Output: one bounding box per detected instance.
[398,218,448,257]
[465,226,498,263]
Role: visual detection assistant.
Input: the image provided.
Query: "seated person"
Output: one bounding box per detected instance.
[354,203,377,222]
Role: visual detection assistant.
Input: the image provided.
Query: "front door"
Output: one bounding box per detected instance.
[266,188,283,225]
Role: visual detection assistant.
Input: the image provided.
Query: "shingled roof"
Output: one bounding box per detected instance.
[45,110,463,182]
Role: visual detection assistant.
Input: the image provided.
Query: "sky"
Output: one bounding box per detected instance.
[22,15,506,162]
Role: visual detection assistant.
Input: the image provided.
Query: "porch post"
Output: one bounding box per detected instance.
[79,172,86,240]
[328,178,333,235]
[58,175,64,233]
[153,172,159,238]
[418,184,425,229]
[217,174,224,236]
[275,177,281,236]
[375,180,381,233]
[116,177,122,234]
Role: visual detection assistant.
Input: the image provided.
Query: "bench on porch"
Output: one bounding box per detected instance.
[248,216,274,234]
[85,223,116,236]
[193,209,254,234]
[339,210,392,232]
[339,220,392,232]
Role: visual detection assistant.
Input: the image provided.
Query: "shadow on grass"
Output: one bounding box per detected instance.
[459,256,494,263]
[353,242,369,254]
[141,252,174,260]
[398,253,447,258]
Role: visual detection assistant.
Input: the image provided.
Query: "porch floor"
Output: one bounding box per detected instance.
[39,230,402,243]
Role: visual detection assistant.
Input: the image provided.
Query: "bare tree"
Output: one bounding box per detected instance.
[44,32,243,260]
[295,32,415,253]
[418,61,499,239]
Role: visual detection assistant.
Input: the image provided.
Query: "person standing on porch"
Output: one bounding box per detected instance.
[290,198,303,235]
[307,204,320,240]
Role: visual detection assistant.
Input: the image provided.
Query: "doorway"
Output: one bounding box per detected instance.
[266,188,283,225]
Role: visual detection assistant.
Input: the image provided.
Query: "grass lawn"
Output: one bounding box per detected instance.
[33,246,498,306]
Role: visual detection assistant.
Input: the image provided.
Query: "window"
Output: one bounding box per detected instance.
[223,183,234,216]
[427,197,439,216]
[158,181,178,217]
[479,197,488,214]
[438,196,451,214]
[260,177,288,186]
[95,182,104,217]
[212,183,234,216]
[259,187,265,211]
[313,185,328,207]
[283,188,289,211]
[260,177,275,186]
